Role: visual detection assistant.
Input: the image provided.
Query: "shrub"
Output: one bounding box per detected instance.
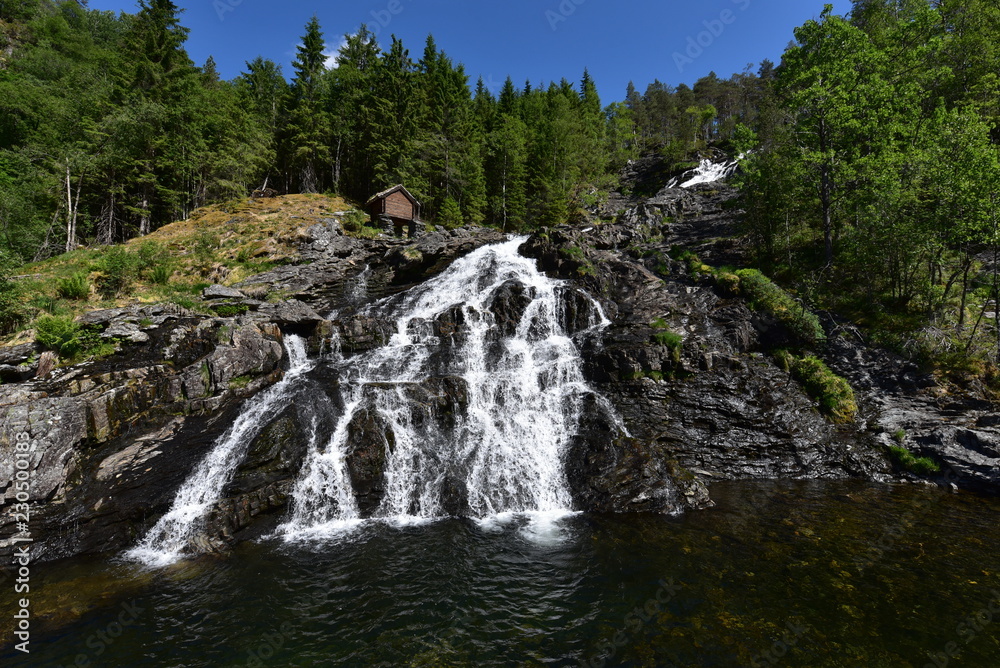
[887,445,941,475]
[668,246,707,275]
[211,302,249,317]
[35,315,83,358]
[94,246,139,298]
[355,225,382,240]
[773,349,795,373]
[57,272,91,300]
[150,264,172,285]
[712,269,741,296]
[193,229,220,263]
[652,330,683,348]
[789,355,857,423]
[735,268,825,345]
[342,209,369,233]
[560,246,585,259]
[171,295,198,310]
[29,294,64,315]
[650,318,683,363]
[136,240,168,273]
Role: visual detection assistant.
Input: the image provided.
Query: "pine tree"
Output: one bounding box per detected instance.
[285,16,330,193]
[328,25,380,198]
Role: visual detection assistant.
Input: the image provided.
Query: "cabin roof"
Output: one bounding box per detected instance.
[365,184,421,207]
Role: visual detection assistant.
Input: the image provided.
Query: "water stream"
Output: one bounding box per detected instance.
[125,335,312,567]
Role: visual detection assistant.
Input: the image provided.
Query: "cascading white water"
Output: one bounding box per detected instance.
[666,156,740,188]
[130,238,623,561]
[346,265,370,304]
[278,236,612,537]
[126,335,312,566]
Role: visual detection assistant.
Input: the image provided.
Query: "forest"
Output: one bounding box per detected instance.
[0,0,771,259]
[1,0,1000,377]
[736,0,1000,374]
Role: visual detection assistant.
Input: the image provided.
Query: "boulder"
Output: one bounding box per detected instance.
[203,284,245,299]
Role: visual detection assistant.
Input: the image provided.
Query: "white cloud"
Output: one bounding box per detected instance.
[324,38,348,69]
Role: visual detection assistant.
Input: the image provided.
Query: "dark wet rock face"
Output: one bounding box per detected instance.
[0,312,306,562]
[521,218,890,505]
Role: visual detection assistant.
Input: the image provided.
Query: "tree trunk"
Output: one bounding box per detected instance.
[139,183,151,236]
[819,118,834,267]
[333,137,342,193]
[65,160,75,253]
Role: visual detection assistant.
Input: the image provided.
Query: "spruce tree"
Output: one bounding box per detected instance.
[285,16,330,193]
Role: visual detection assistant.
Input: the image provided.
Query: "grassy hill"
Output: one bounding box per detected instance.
[2,193,368,348]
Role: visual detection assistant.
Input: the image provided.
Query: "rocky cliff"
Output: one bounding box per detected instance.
[2,167,996,565]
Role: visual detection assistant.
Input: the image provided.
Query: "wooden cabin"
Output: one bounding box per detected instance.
[366,185,423,238]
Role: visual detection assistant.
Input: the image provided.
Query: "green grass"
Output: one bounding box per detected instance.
[651,318,682,350]
[887,445,941,475]
[228,375,252,389]
[776,351,857,423]
[735,269,826,346]
[652,330,682,348]
[668,246,712,276]
[711,267,741,296]
[210,302,249,317]
[560,246,585,259]
[1,193,363,346]
[341,209,370,232]
[149,264,172,285]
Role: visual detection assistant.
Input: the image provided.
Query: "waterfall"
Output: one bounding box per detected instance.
[129,237,622,562]
[279,236,611,537]
[666,156,740,188]
[126,335,312,566]
[346,264,370,305]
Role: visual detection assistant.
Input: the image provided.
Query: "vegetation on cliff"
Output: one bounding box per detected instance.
[735,1,1000,386]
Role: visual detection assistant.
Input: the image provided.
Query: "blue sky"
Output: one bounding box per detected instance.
[86,0,853,100]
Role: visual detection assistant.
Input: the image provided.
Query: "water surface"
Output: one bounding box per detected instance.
[5,480,1000,667]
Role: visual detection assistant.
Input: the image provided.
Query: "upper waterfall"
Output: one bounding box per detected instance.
[666,156,740,188]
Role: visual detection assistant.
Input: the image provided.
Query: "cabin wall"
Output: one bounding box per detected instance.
[384,191,415,220]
